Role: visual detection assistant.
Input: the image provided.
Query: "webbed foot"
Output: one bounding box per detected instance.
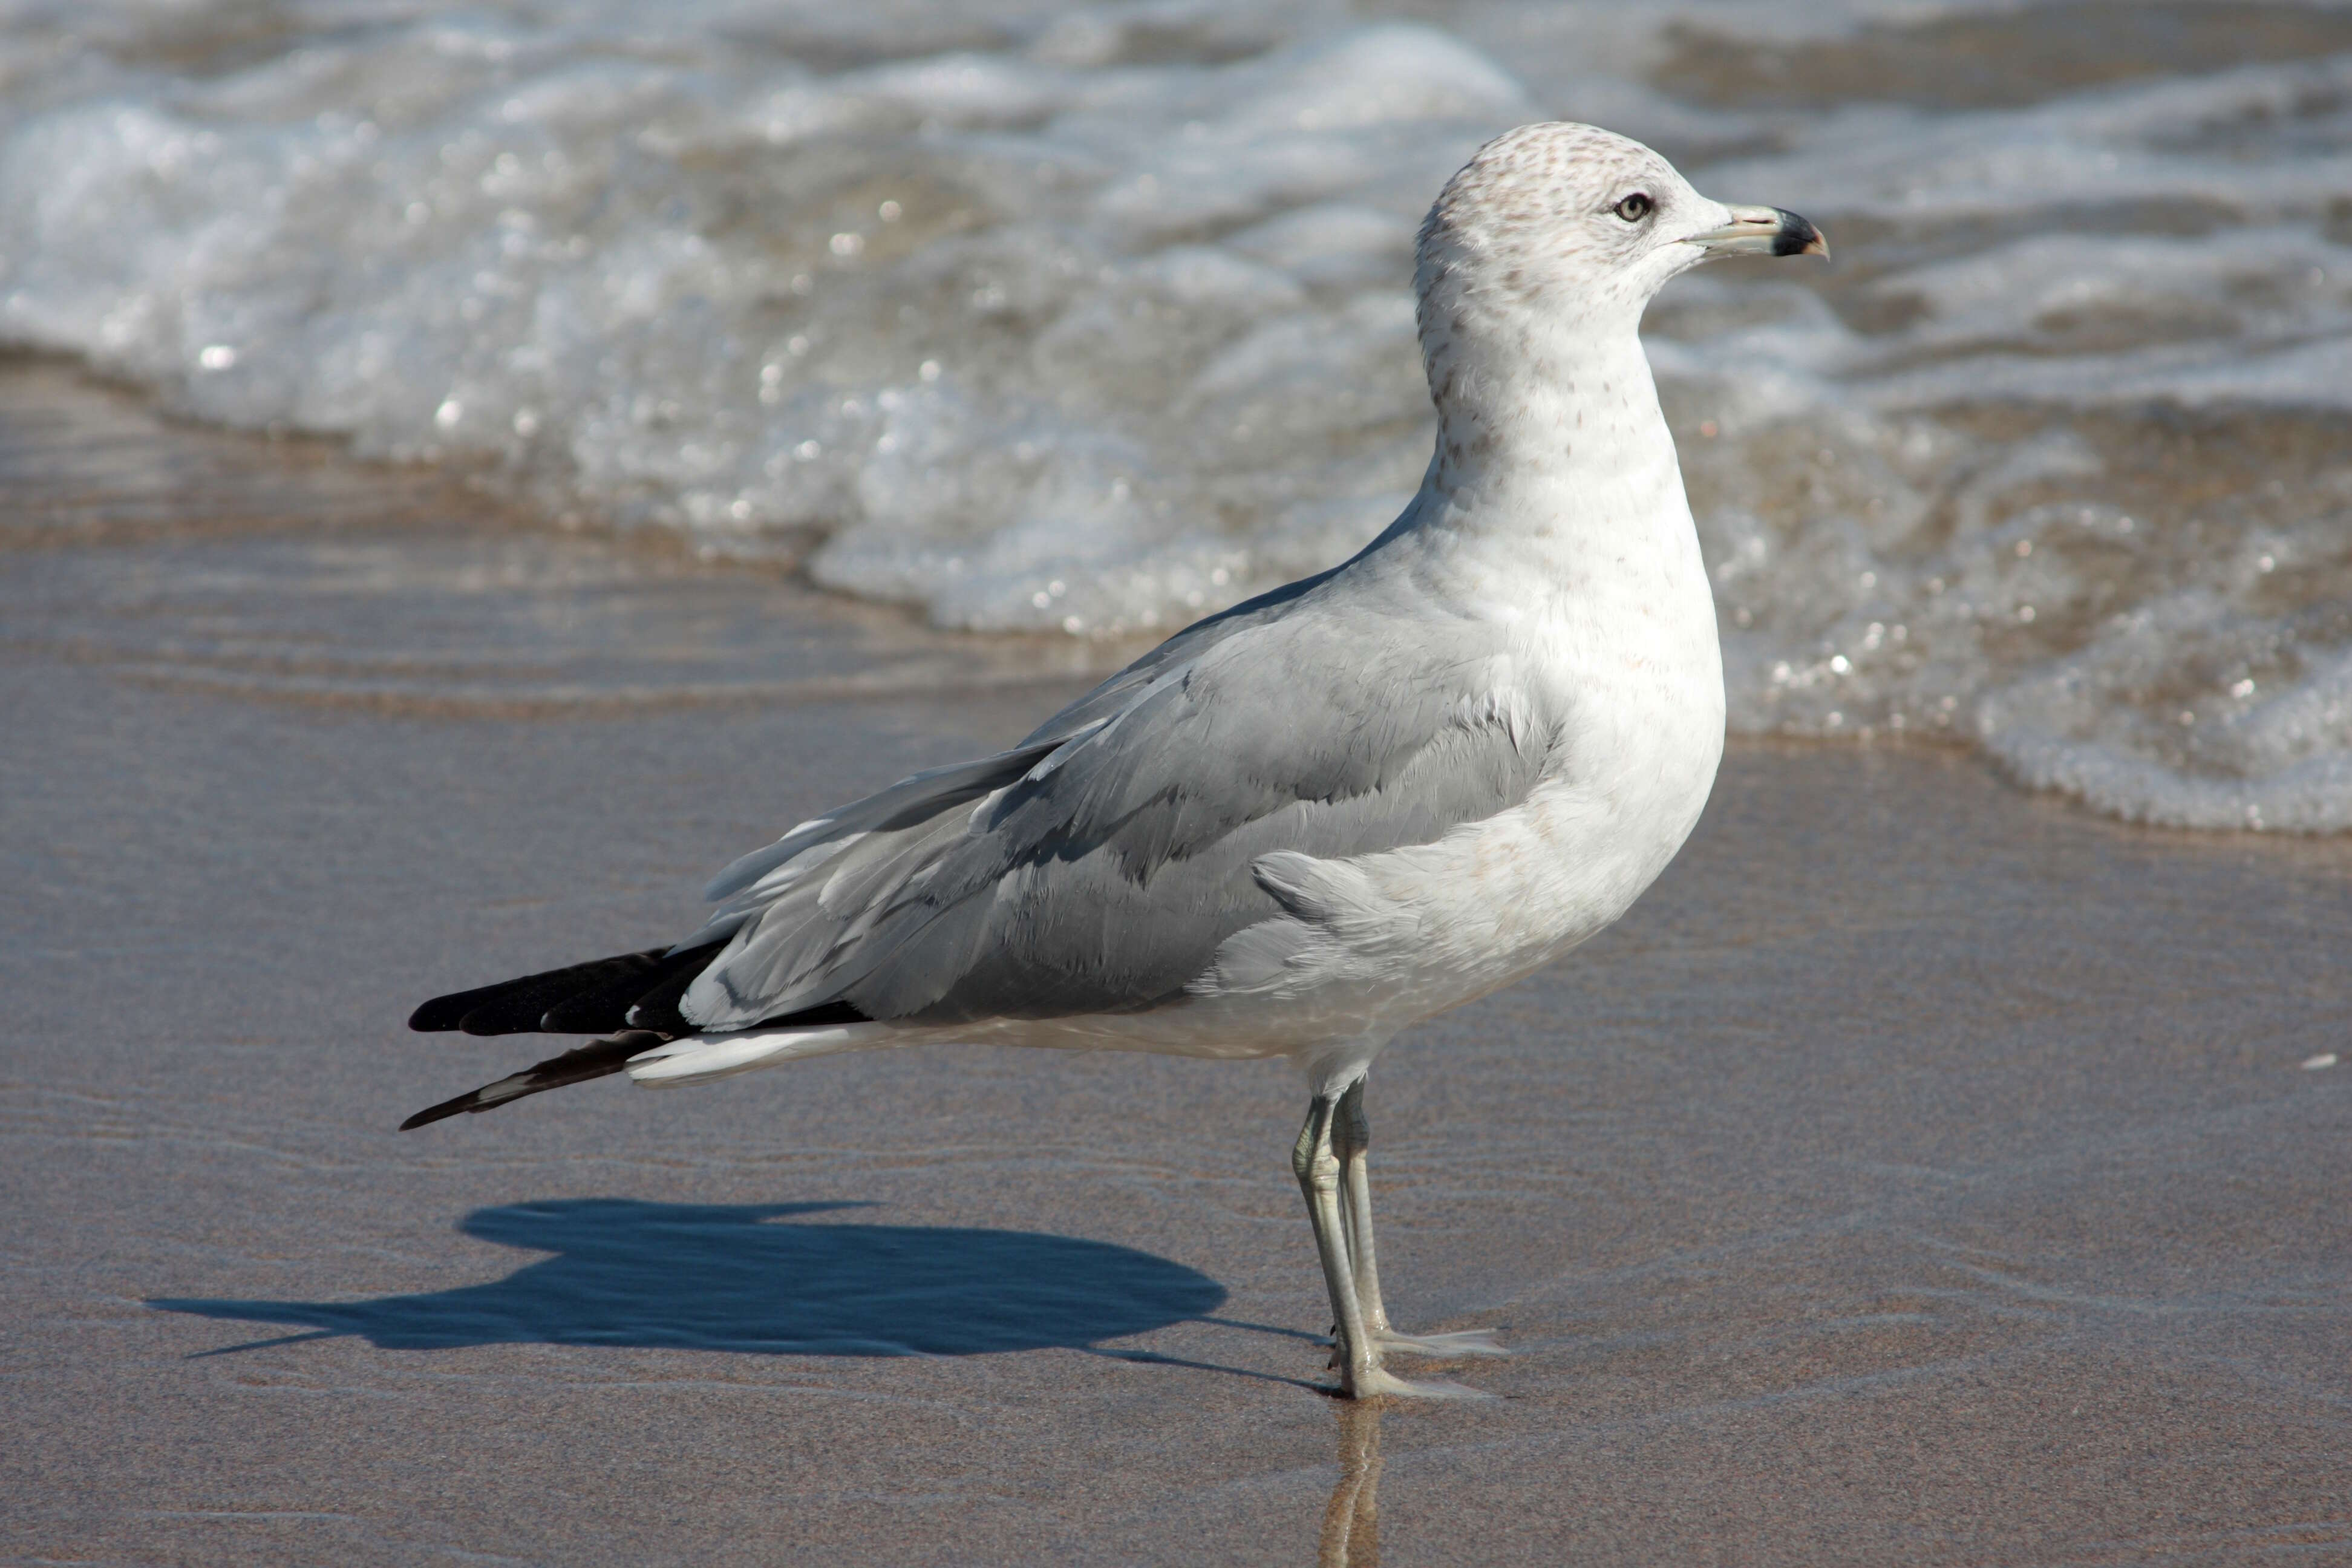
[1372,1327,1508,1359]
[1339,1364,1495,1401]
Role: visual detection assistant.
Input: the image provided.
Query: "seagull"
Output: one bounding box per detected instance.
[402,122,1827,1400]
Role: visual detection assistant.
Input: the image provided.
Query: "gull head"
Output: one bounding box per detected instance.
[1415,121,1826,349]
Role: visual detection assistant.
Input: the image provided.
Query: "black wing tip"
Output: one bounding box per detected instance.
[403,947,681,1037]
[398,1094,478,1132]
[407,998,468,1032]
[407,994,543,1034]
[396,1032,666,1133]
[540,941,727,1036]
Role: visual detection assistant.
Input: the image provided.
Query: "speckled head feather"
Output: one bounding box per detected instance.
[1414,122,1720,335]
[1408,122,1804,488]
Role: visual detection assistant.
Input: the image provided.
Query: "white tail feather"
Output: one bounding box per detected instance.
[624,1023,913,1086]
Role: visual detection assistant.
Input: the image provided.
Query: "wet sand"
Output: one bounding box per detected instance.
[4,363,2348,1564]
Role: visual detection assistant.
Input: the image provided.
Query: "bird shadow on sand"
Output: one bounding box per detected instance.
[149,1197,1275,1370]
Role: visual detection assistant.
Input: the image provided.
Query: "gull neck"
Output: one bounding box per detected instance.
[1417,316,1679,520]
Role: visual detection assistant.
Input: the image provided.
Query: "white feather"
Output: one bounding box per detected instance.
[624,1023,912,1086]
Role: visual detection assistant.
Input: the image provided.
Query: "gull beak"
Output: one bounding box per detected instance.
[1683,204,1830,261]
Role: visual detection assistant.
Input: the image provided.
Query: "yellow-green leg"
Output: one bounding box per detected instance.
[1295,1085,1495,1399]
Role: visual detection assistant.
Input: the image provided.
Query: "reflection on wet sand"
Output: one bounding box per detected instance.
[1319,1402,1383,1568]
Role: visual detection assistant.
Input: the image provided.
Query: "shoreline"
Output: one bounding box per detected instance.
[15,347,2340,843]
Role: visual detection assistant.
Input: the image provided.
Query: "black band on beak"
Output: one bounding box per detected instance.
[1684,206,1831,261]
[1771,210,1827,258]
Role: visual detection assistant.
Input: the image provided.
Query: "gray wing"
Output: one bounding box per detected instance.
[1008,562,1345,743]
[674,579,1559,1031]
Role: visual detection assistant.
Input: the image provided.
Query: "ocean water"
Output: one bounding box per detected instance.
[5,0,2352,830]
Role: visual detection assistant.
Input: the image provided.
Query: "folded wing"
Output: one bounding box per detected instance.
[675,593,1560,1033]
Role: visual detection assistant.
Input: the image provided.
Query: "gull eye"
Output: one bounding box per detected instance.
[1613,192,1653,223]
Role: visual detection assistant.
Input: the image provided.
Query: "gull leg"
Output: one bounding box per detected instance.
[1330,1079,1392,1337]
[1295,1092,1486,1400]
[1333,1079,1508,1362]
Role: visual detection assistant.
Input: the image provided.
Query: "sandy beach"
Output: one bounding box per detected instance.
[2,361,2346,1564]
